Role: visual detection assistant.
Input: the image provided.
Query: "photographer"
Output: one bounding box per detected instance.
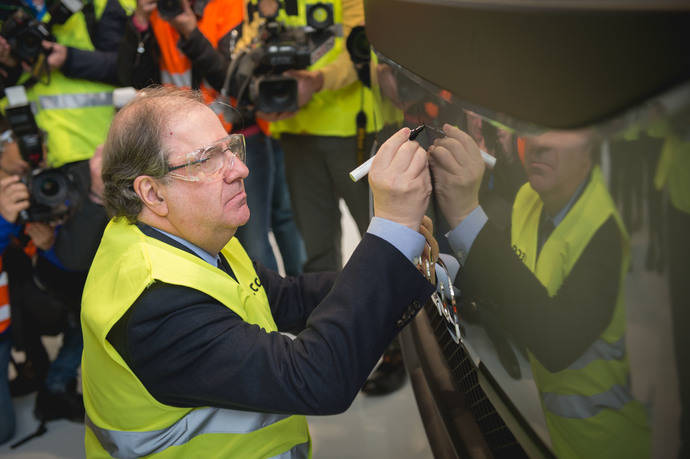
[117,0,242,99]
[0,134,108,423]
[236,0,378,273]
[1,0,129,165]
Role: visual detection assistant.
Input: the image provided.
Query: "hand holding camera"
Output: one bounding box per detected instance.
[134,0,158,28]
[0,175,30,224]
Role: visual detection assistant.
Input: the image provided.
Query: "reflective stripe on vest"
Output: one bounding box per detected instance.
[542,383,634,420]
[38,92,113,110]
[160,69,192,89]
[271,441,309,459]
[567,336,626,371]
[86,407,290,458]
[0,271,9,334]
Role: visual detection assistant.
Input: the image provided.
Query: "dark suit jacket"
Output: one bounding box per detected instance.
[108,224,434,415]
[458,216,623,373]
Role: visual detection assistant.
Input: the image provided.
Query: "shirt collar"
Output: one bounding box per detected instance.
[544,171,591,228]
[152,228,219,266]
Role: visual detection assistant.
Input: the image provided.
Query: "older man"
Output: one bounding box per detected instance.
[80,87,434,458]
[430,125,650,458]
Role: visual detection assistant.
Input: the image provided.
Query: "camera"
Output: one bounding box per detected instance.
[4,86,81,224]
[156,0,185,20]
[223,2,336,114]
[0,0,82,66]
[1,10,52,66]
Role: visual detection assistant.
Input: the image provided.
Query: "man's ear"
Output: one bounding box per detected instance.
[133,176,168,217]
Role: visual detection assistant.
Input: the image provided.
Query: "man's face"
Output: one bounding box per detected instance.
[160,105,250,245]
[1,141,30,176]
[523,130,592,199]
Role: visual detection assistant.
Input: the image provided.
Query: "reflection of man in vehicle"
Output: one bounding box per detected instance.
[429,125,650,458]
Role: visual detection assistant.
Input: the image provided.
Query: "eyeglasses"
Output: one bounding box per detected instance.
[166,134,246,182]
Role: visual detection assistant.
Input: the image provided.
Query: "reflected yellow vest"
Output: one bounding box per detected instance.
[0,0,130,167]
[653,135,690,214]
[511,167,650,459]
[81,219,310,458]
[251,0,378,137]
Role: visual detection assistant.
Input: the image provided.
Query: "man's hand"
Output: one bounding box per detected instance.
[0,175,30,223]
[168,0,197,39]
[0,36,17,69]
[429,124,485,228]
[284,69,323,108]
[369,127,431,231]
[25,222,55,250]
[134,0,158,28]
[43,41,68,70]
[255,70,324,122]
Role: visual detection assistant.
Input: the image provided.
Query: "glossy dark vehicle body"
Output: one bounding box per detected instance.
[363,1,690,457]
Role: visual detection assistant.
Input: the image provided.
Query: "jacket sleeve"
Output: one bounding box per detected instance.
[109,233,435,415]
[177,26,239,92]
[61,0,129,85]
[254,260,337,333]
[458,217,623,373]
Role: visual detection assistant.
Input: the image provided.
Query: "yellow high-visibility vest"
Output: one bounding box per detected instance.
[511,167,650,458]
[81,219,310,458]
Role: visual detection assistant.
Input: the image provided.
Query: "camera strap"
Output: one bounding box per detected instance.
[356,88,366,165]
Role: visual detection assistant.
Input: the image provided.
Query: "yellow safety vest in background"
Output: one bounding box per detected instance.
[511,167,650,459]
[81,219,310,458]
[0,0,130,167]
[654,135,690,215]
[251,0,377,137]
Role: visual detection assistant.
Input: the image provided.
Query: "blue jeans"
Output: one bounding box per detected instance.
[236,133,305,276]
[0,332,15,444]
[43,319,82,393]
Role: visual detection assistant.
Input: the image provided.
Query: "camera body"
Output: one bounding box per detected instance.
[4,87,80,224]
[1,0,82,66]
[156,0,185,20]
[225,3,336,114]
[0,10,52,65]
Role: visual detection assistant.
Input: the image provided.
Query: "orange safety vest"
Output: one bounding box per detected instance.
[149,0,243,131]
[0,257,8,335]
[0,237,37,334]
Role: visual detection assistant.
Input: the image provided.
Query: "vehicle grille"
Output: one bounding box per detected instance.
[425,302,528,459]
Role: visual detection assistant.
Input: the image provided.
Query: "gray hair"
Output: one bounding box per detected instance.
[101,86,205,222]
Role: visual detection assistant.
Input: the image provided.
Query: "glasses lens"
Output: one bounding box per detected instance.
[227,134,246,163]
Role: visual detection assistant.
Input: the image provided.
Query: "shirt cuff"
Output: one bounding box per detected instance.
[367,216,425,264]
[445,206,488,265]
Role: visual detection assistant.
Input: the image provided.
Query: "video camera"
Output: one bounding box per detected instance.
[0,0,83,67]
[223,0,337,114]
[3,86,81,224]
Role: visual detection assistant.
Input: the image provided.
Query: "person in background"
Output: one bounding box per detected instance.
[241,0,378,273]
[0,134,108,423]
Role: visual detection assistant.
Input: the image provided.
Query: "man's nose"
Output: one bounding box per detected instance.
[224,154,249,182]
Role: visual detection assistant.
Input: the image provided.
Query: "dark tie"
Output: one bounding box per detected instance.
[216,255,236,281]
[537,216,555,256]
